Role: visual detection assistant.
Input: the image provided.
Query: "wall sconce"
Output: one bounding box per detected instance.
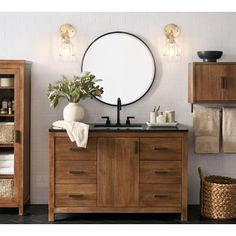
[58,24,76,59]
[163,23,181,57]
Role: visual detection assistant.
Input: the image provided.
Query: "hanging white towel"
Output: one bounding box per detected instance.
[52,120,89,148]
[0,167,14,175]
[0,153,14,161]
[0,160,14,168]
[222,108,236,153]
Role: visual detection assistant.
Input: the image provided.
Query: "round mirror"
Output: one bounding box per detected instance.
[81,31,156,106]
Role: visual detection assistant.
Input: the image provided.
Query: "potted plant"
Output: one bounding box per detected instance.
[47,71,104,122]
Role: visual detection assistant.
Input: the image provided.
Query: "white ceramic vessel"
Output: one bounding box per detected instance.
[63,103,85,122]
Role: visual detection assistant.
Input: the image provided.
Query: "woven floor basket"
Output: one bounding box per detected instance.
[0,123,14,144]
[0,179,14,199]
[198,167,236,219]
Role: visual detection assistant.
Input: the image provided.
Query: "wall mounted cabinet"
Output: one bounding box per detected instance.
[188,62,236,103]
[48,129,188,222]
[0,60,31,215]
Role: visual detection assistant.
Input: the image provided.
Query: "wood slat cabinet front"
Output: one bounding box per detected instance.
[188,62,236,103]
[48,131,188,222]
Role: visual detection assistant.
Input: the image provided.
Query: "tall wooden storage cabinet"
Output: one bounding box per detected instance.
[0,60,31,215]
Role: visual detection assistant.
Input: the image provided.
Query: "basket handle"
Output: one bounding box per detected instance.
[198,167,204,180]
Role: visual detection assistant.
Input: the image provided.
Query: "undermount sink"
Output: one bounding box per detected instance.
[92,124,144,130]
[94,124,143,128]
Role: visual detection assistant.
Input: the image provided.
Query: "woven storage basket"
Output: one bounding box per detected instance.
[0,122,14,144]
[0,179,14,199]
[198,167,236,219]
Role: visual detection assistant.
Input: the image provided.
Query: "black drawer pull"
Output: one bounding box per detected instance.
[70,147,84,152]
[69,171,85,175]
[220,76,227,89]
[134,141,139,154]
[15,130,20,143]
[69,194,84,199]
[154,170,169,174]
[154,194,169,198]
[153,147,169,151]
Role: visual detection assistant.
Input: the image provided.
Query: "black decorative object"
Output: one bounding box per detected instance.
[197,51,223,62]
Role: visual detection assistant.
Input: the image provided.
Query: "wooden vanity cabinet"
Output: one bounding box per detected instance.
[48,131,188,222]
[188,62,236,103]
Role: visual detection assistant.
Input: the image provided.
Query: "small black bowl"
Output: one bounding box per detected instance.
[197,51,223,62]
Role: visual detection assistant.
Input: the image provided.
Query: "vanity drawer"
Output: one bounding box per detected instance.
[56,161,97,184]
[139,184,181,207]
[140,138,182,161]
[55,137,96,161]
[55,184,97,207]
[140,161,182,184]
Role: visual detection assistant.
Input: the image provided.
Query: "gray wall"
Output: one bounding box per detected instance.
[0,12,236,204]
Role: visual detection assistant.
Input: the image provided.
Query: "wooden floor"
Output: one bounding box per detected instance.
[0,205,235,224]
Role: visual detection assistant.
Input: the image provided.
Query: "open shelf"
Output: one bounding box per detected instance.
[0,144,14,148]
[0,86,14,90]
[0,175,14,179]
[0,114,14,117]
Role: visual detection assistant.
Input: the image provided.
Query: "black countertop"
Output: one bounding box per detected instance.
[49,123,188,132]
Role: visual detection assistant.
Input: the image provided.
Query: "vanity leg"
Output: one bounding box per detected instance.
[181,210,188,221]
[48,210,55,222]
[19,205,24,216]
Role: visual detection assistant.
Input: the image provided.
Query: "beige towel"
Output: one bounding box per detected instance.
[223,108,236,153]
[0,167,14,175]
[53,120,89,148]
[0,160,14,168]
[0,153,14,161]
[193,107,220,154]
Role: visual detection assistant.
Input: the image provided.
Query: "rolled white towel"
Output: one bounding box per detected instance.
[0,160,14,168]
[0,167,14,175]
[0,153,14,161]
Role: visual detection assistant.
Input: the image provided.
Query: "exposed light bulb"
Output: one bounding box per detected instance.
[58,40,76,58]
[163,41,181,57]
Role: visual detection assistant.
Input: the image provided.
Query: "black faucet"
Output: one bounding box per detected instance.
[116,97,122,125]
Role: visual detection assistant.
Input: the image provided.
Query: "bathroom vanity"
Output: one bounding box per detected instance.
[48,125,188,221]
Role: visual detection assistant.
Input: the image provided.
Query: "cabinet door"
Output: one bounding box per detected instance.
[0,68,20,203]
[221,65,236,101]
[97,138,139,207]
[194,64,224,102]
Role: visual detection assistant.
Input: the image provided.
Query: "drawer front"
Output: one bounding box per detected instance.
[55,184,96,207]
[140,138,182,161]
[140,161,182,184]
[55,137,96,161]
[140,184,181,207]
[56,161,97,184]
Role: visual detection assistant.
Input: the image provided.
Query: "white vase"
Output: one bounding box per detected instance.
[63,103,85,122]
